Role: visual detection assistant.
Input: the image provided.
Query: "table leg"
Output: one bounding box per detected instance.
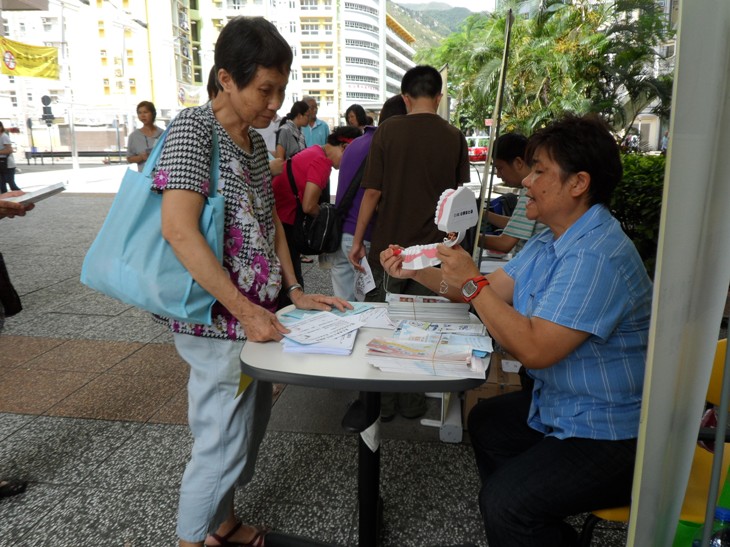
[358,391,381,546]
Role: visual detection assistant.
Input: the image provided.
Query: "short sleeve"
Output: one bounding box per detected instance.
[361,128,385,191]
[152,110,213,196]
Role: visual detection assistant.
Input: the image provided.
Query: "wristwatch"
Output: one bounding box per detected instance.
[461,276,490,302]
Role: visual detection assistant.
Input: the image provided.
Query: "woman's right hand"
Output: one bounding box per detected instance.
[380,245,416,280]
[237,303,289,342]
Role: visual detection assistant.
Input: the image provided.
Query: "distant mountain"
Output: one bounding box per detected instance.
[388,0,473,49]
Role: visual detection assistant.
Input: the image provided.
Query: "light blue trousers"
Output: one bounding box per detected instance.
[330,232,370,301]
[173,333,272,542]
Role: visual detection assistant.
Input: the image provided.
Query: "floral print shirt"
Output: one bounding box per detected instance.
[151,103,281,340]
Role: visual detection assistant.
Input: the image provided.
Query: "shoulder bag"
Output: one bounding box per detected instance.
[80,120,225,325]
[286,158,341,255]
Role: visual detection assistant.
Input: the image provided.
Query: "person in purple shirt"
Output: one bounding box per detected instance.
[330,95,407,300]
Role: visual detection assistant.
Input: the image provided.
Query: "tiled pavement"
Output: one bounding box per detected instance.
[0,183,628,546]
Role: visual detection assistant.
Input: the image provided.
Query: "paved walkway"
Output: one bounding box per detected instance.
[0,164,626,546]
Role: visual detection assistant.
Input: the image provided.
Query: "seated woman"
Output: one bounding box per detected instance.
[272,125,362,287]
[379,113,653,547]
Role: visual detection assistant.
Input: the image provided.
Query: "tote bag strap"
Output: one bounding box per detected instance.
[141,117,221,195]
[286,158,304,212]
[336,155,368,216]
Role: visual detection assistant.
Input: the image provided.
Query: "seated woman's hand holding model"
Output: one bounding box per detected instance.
[380,113,653,547]
[155,17,349,547]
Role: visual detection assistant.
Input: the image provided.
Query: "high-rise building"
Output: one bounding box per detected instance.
[0,0,415,155]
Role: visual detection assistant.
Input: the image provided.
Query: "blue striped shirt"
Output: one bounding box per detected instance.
[503,205,653,440]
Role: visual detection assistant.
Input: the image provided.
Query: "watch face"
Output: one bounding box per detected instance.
[462,280,477,298]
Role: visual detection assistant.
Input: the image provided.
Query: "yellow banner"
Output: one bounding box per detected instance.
[0,37,59,79]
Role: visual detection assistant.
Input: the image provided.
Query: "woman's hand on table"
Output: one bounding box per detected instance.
[437,244,481,290]
[290,290,352,313]
[238,303,290,342]
[379,245,416,280]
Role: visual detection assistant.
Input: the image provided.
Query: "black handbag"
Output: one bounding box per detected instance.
[286,159,342,255]
[0,253,22,317]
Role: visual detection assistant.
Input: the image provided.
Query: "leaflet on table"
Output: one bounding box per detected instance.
[282,329,358,355]
[368,355,487,379]
[281,302,372,320]
[281,311,363,345]
[385,293,452,304]
[366,337,473,364]
[392,321,492,356]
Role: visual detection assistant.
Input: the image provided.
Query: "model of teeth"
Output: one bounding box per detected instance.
[400,186,479,270]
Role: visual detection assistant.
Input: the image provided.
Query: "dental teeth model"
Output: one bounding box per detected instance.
[400,186,479,270]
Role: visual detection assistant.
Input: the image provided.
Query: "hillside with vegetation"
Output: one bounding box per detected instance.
[388,0,472,49]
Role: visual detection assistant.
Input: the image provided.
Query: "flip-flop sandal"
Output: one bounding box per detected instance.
[300,256,314,263]
[0,479,28,498]
[205,522,270,547]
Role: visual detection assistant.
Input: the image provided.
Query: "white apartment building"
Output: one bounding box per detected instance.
[0,0,415,155]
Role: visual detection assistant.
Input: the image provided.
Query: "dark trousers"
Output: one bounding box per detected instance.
[0,168,20,193]
[281,222,304,287]
[467,390,637,547]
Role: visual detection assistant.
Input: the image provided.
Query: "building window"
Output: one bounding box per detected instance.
[346,38,378,51]
[290,21,297,33]
[98,20,105,38]
[301,0,317,9]
[10,92,17,108]
[27,92,33,102]
[301,23,318,34]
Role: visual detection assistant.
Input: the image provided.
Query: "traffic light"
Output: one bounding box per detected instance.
[41,95,54,127]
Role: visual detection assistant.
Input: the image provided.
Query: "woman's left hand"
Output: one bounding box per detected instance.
[437,244,481,290]
[291,290,352,313]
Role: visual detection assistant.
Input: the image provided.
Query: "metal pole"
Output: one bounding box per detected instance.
[60,2,80,171]
[471,9,514,263]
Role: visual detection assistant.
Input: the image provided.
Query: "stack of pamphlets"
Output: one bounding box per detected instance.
[365,320,491,379]
[385,293,471,322]
[279,304,395,355]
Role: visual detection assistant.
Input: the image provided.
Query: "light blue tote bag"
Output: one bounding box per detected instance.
[80,123,224,325]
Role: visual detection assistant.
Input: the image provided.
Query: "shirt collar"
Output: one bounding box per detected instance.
[550,204,611,257]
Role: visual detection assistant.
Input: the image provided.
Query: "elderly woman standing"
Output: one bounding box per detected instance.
[380,113,653,546]
[155,17,348,547]
[126,100,164,172]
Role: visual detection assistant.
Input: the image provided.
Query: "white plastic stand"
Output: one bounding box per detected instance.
[421,392,463,443]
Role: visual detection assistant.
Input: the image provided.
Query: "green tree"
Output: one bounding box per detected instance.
[418,0,673,136]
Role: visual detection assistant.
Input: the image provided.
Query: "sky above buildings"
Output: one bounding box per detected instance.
[397,0,496,12]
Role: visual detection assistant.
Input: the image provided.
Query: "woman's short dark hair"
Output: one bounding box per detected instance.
[285,100,310,121]
[327,125,363,146]
[214,17,293,90]
[345,104,368,127]
[378,95,407,124]
[401,65,442,99]
[136,100,156,122]
[494,132,528,163]
[525,113,622,206]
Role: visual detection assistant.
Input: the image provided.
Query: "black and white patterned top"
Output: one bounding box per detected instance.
[151,103,282,341]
